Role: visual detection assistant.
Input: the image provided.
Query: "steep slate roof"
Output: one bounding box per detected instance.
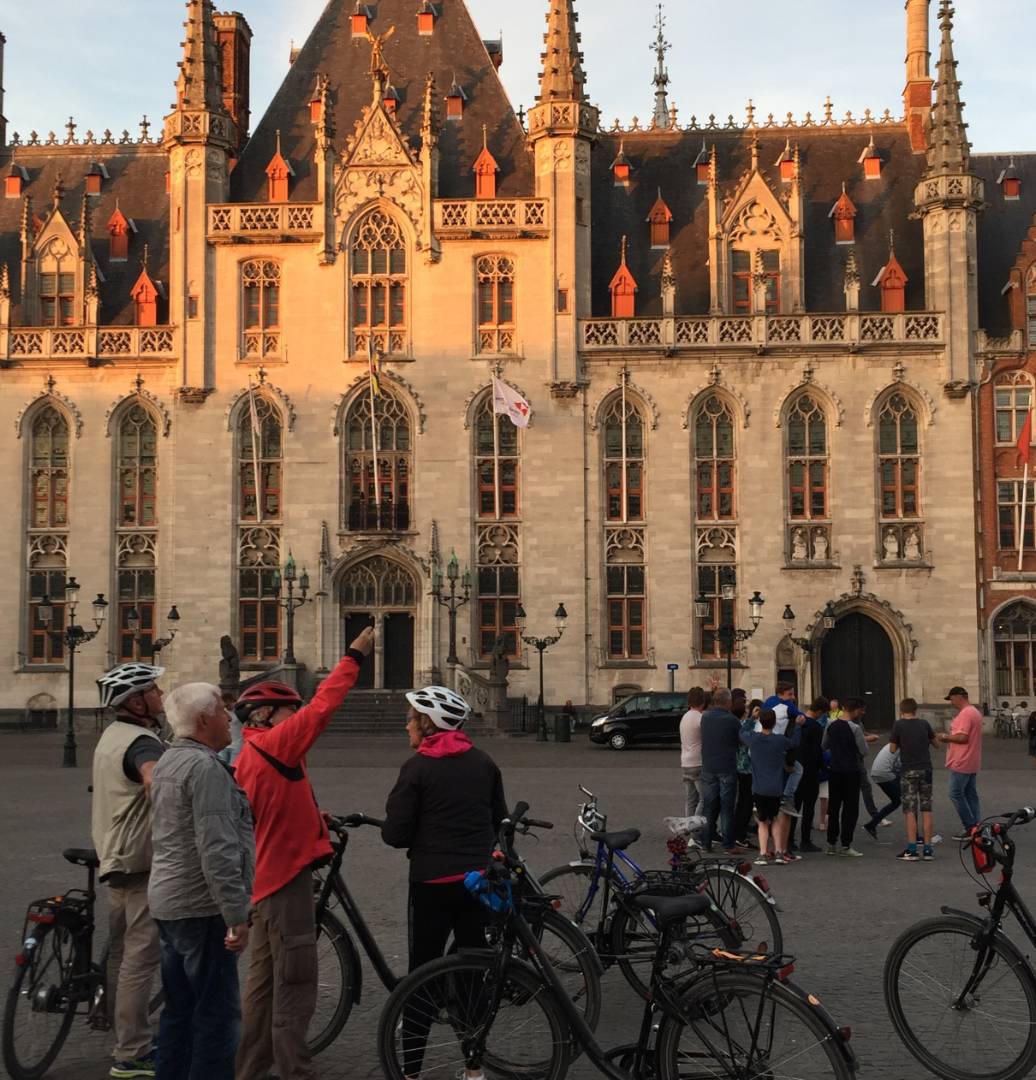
[590,127,927,317]
[231,0,532,203]
[972,153,1036,338]
[0,144,170,325]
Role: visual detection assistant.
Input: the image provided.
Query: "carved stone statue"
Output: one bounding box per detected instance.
[488,636,510,685]
[884,528,900,561]
[219,635,240,690]
[812,527,828,562]
[904,527,921,561]
[791,527,808,561]
[364,25,396,79]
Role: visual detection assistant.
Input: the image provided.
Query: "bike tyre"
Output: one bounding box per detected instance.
[656,968,854,1080]
[377,952,571,1080]
[696,865,783,955]
[537,862,618,943]
[883,914,1036,1080]
[308,910,357,1056]
[2,928,79,1080]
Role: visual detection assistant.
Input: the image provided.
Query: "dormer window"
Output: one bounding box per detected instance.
[693,142,709,186]
[733,249,779,314]
[999,159,1021,201]
[131,265,162,327]
[351,2,372,36]
[84,162,109,196]
[647,190,672,249]
[776,141,794,183]
[611,142,631,186]
[473,129,499,200]
[5,162,28,199]
[446,80,467,120]
[417,1,439,35]
[860,135,882,180]
[829,184,857,245]
[265,132,294,203]
[310,79,323,123]
[609,237,637,318]
[873,248,908,313]
[40,272,76,326]
[107,206,136,262]
[382,84,400,116]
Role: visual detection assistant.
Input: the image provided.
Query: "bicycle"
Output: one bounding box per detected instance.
[883,805,1036,1080]
[310,811,601,1053]
[377,801,858,1080]
[538,785,782,997]
[1,847,161,1080]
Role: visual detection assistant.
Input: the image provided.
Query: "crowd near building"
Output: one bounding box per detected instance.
[1,0,1036,729]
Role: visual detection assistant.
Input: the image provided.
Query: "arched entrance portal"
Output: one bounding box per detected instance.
[820,612,895,730]
[340,556,416,689]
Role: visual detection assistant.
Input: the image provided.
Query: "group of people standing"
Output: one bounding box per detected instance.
[89,627,506,1080]
[680,682,989,865]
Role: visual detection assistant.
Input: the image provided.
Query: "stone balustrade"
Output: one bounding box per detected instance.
[2,326,176,363]
[434,199,549,236]
[208,203,319,239]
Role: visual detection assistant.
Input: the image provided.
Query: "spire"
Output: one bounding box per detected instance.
[651,3,671,130]
[78,189,92,249]
[927,1,969,174]
[176,0,226,113]
[538,0,587,104]
[421,71,439,148]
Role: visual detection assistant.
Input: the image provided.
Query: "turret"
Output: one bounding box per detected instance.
[651,3,671,131]
[904,0,933,153]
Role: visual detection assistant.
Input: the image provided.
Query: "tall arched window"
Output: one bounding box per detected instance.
[994,372,1035,555]
[477,255,515,354]
[241,259,281,358]
[344,391,411,532]
[877,392,925,564]
[475,395,519,519]
[785,393,830,564]
[603,393,644,522]
[118,405,157,528]
[237,396,282,662]
[994,371,1033,445]
[27,406,70,664]
[994,602,1036,698]
[694,395,735,521]
[351,210,407,356]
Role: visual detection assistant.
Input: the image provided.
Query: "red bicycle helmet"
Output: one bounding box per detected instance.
[234,681,303,723]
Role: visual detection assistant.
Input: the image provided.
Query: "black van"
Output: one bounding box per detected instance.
[588,692,686,750]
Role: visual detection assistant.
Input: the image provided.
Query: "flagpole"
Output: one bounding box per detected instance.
[492,375,502,520]
[1020,461,1029,572]
[620,369,628,524]
[368,338,382,523]
[247,376,263,525]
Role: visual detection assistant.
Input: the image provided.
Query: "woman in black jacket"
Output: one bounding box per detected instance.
[382,684,508,973]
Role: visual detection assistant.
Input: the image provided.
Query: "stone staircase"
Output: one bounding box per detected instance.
[328,690,410,734]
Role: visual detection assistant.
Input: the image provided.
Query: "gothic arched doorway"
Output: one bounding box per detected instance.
[820,612,895,730]
[340,556,417,689]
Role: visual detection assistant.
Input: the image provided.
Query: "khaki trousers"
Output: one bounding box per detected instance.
[107,875,160,1062]
[236,870,317,1080]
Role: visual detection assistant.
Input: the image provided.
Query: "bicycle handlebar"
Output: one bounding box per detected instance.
[325,812,384,832]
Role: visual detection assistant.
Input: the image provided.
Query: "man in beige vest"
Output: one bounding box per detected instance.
[93,662,166,1080]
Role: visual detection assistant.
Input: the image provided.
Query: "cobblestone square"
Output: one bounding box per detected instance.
[1,731,1033,1079]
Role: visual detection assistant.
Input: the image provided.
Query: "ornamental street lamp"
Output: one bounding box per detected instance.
[39,577,109,768]
[273,552,312,666]
[515,601,567,742]
[431,550,471,666]
[781,601,837,656]
[695,578,764,689]
[126,604,181,659]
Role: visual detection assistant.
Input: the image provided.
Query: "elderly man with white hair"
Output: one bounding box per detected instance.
[148,682,255,1080]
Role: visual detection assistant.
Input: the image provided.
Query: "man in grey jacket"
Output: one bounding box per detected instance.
[149,683,255,1080]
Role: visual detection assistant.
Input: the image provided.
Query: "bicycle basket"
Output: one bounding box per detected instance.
[21,892,90,939]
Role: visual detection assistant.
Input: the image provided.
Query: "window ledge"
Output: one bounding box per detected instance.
[471,352,521,362]
[467,661,530,672]
[782,562,841,571]
[15,665,69,674]
[344,353,415,364]
[693,660,748,670]
[875,560,933,570]
[236,357,286,366]
[600,660,655,670]
[339,530,419,542]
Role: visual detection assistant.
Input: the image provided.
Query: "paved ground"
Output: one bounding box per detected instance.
[1,730,1034,1079]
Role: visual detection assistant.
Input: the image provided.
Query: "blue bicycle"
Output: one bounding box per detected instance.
[537,785,783,999]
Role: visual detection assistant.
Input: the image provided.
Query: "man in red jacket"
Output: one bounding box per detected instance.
[233,626,374,1080]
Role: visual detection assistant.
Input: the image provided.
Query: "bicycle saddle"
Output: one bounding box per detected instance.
[63,848,99,868]
[588,828,641,851]
[632,892,712,925]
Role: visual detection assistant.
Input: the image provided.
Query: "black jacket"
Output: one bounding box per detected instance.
[382,745,508,882]
[797,717,825,775]
[700,708,741,774]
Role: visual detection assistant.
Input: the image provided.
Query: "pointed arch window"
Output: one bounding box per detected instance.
[238,396,282,522]
[475,394,519,519]
[694,395,735,521]
[351,210,407,356]
[344,391,412,532]
[31,406,70,530]
[603,393,645,522]
[878,394,920,520]
[994,602,1036,698]
[477,255,516,354]
[117,405,157,527]
[786,395,827,520]
[241,259,281,358]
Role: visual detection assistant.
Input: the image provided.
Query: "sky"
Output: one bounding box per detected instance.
[2,1,1034,154]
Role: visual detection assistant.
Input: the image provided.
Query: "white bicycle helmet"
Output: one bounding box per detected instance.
[97,663,165,710]
[405,685,471,731]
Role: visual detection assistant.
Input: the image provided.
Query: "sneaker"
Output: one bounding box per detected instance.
[922,845,935,861]
[839,846,864,857]
[951,831,971,842]
[780,800,802,818]
[754,854,771,865]
[770,852,789,865]
[825,844,838,856]
[110,1060,156,1080]
[879,818,894,827]
[897,847,920,861]
[780,851,803,862]
[863,823,878,841]
[799,841,823,853]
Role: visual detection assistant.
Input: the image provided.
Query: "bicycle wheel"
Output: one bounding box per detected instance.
[537,862,615,939]
[510,906,601,1032]
[2,926,80,1080]
[308,911,357,1056]
[657,969,854,1080]
[695,866,783,955]
[377,953,571,1080]
[884,915,1036,1080]
[610,887,740,1001]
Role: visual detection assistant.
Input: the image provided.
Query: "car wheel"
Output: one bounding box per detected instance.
[608,731,628,751]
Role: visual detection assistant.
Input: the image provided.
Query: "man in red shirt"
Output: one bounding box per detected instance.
[233,626,374,1080]
[937,686,984,841]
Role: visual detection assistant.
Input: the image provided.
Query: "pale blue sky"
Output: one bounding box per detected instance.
[2,1,1033,153]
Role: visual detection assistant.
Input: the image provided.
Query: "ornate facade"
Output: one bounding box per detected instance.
[0,0,1029,725]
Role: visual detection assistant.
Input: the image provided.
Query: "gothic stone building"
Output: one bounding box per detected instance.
[0,0,1028,728]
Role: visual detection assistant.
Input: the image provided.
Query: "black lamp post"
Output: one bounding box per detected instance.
[39,577,109,768]
[126,604,181,659]
[432,550,471,666]
[273,552,311,666]
[515,601,567,742]
[694,578,764,689]
[781,601,837,657]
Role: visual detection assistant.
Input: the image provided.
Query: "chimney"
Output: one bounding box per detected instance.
[903,0,933,153]
[213,11,252,153]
